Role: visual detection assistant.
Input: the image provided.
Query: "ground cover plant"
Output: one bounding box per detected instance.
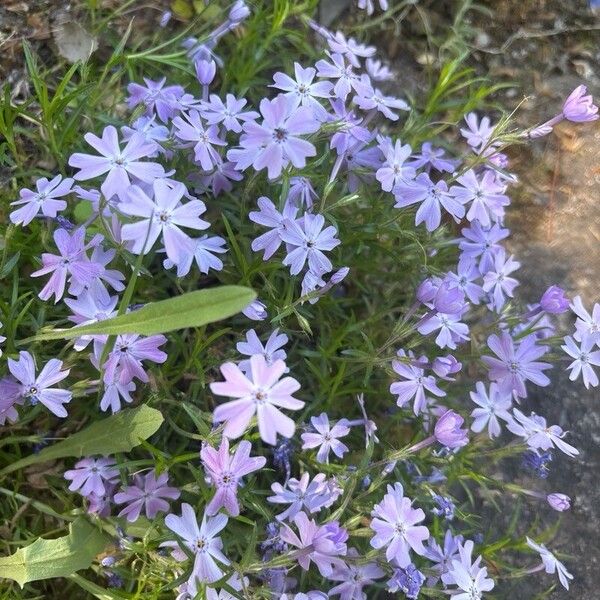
[0,1,598,598]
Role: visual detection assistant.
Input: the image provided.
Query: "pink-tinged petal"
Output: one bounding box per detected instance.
[215,400,256,439]
[257,403,295,445]
[211,362,254,398]
[250,355,286,388]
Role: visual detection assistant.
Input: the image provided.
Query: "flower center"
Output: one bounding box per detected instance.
[195,537,208,553]
[273,128,287,142]
[254,389,268,404]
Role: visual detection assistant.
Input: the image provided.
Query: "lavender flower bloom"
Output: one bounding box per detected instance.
[172,111,226,170]
[446,546,495,599]
[68,126,165,201]
[394,175,464,231]
[327,99,372,156]
[201,437,266,516]
[470,381,512,438]
[280,512,348,576]
[0,379,22,425]
[376,139,415,192]
[432,280,467,315]
[482,249,520,312]
[424,530,463,584]
[327,31,376,67]
[562,85,598,122]
[434,410,469,448]
[450,169,510,227]
[64,457,119,497]
[250,196,298,260]
[271,63,333,120]
[315,52,370,102]
[460,113,494,150]
[31,227,102,303]
[370,483,429,566]
[8,351,72,417]
[227,95,320,180]
[482,332,551,398]
[390,350,446,415]
[195,58,216,86]
[522,450,553,479]
[114,470,180,522]
[120,180,209,266]
[570,295,600,344]
[10,175,73,226]
[539,285,570,313]
[547,493,571,512]
[237,328,288,373]
[126,77,184,122]
[65,281,117,342]
[354,85,409,121]
[408,142,455,173]
[365,58,393,82]
[210,355,304,445]
[301,413,350,463]
[121,116,170,157]
[432,355,462,380]
[446,260,484,305]
[162,504,230,584]
[287,176,318,209]
[561,335,600,388]
[268,473,337,521]
[200,93,259,133]
[526,537,573,590]
[99,379,136,414]
[459,222,509,274]
[329,548,384,600]
[280,213,341,276]
[418,311,470,351]
[243,299,267,321]
[87,481,116,517]
[387,564,425,599]
[432,494,456,521]
[164,235,227,278]
[357,0,389,15]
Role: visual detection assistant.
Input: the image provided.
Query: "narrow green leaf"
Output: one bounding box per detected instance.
[69,573,129,599]
[31,286,255,340]
[0,518,108,587]
[0,405,163,476]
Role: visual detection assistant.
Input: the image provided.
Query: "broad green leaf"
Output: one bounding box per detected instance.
[32,286,255,340]
[0,518,108,587]
[0,405,163,476]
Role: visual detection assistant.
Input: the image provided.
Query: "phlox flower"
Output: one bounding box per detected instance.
[539,285,570,314]
[423,530,463,584]
[375,139,415,192]
[7,351,71,417]
[99,377,136,414]
[287,176,318,209]
[162,504,230,584]
[114,470,180,522]
[526,537,573,590]
[121,116,170,157]
[172,110,226,170]
[458,221,509,274]
[0,381,23,425]
[315,52,370,102]
[446,554,495,599]
[365,58,393,82]
[561,335,600,388]
[86,481,116,517]
[164,234,227,278]
[200,93,259,132]
[354,85,409,121]
[126,77,185,122]
[326,31,376,67]
[562,84,598,123]
[460,113,494,150]
[434,410,469,448]
[547,492,571,512]
[236,328,288,373]
[482,248,520,312]
[469,381,512,438]
[210,354,304,445]
[327,99,372,156]
[301,412,350,463]
[68,125,165,201]
[10,175,73,226]
[250,196,298,260]
[370,482,429,567]
[357,0,389,15]
[64,457,119,497]
[570,295,600,344]
[387,564,425,599]
[329,548,384,600]
[418,311,470,350]
[201,437,266,516]
[242,299,267,321]
[408,142,455,172]
[445,260,484,305]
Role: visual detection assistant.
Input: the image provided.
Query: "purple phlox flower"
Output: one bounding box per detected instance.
[8,351,72,418]
[280,512,348,576]
[120,180,209,266]
[539,285,570,314]
[526,537,573,590]
[195,58,216,86]
[0,377,25,425]
[434,410,469,448]
[228,0,251,24]
[210,354,304,445]
[424,530,463,584]
[460,113,495,150]
[31,227,103,303]
[482,332,551,398]
[10,175,73,226]
[271,62,333,121]
[101,333,167,386]
[243,299,267,321]
[547,492,571,512]
[432,354,462,380]
[429,280,467,315]
[199,93,259,133]
[387,563,425,599]
[445,542,495,599]
[201,437,266,516]
[446,260,484,305]
[370,482,429,566]
[182,38,221,66]
[408,142,456,173]
[280,213,341,276]
[522,449,553,479]
[301,412,350,463]
[237,328,288,373]
[366,58,393,81]
[327,99,373,156]
[418,310,470,351]
[172,110,226,170]
[280,594,327,600]
[85,244,126,296]
[394,174,464,232]
[301,265,350,304]
[513,305,556,340]
[376,139,415,192]
[357,0,389,15]
[482,248,520,312]
[570,295,600,344]
[227,94,320,180]
[250,196,298,260]
[114,470,180,522]
[390,349,446,415]
[450,169,510,227]
[561,335,600,388]
[287,176,318,209]
[432,494,456,521]
[315,52,370,102]
[507,409,579,457]
[469,381,512,439]
[354,82,409,121]
[196,159,244,197]
[459,221,509,274]
[162,504,230,584]
[327,31,376,67]
[99,377,136,414]
[181,573,247,600]
[164,234,227,278]
[329,547,384,600]
[87,481,116,517]
[562,84,598,122]
[336,138,383,192]
[69,126,165,201]
[268,472,336,521]
[126,77,184,122]
[64,457,119,497]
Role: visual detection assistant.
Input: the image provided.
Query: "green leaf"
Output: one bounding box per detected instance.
[0,405,163,476]
[69,573,128,599]
[0,518,108,587]
[31,286,255,340]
